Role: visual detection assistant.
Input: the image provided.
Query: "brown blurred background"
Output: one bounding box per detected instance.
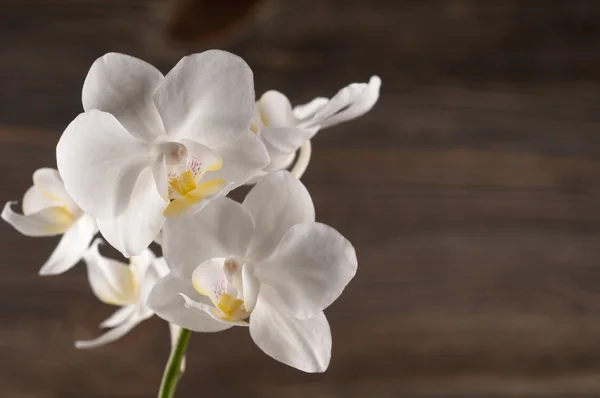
[2,0,600,397]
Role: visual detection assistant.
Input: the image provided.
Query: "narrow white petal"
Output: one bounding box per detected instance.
[147,273,232,332]
[258,223,357,319]
[75,313,148,349]
[96,168,167,257]
[32,168,78,212]
[154,50,254,146]
[22,185,57,215]
[244,171,314,261]
[209,129,269,190]
[293,97,329,120]
[56,110,156,219]
[250,285,331,373]
[38,214,97,275]
[309,76,381,129]
[83,239,137,306]
[83,53,166,141]
[2,202,73,237]
[259,127,313,173]
[100,304,137,329]
[162,198,254,278]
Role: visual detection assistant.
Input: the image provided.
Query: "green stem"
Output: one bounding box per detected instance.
[158,328,192,398]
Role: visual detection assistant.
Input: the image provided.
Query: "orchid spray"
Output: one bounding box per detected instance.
[2,50,380,397]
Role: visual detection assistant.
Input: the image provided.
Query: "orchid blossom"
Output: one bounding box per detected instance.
[251,76,381,177]
[1,168,97,275]
[75,239,177,349]
[56,50,269,258]
[147,171,357,372]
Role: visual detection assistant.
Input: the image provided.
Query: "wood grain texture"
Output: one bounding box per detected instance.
[1,0,600,397]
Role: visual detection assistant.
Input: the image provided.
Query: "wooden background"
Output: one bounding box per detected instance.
[1,0,600,396]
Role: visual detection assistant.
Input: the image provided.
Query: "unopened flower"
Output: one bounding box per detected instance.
[148,171,357,372]
[57,50,269,257]
[1,168,97,275]
[252,76,381,173]
[75,239,171,348]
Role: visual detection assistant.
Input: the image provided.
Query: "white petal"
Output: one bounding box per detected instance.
[100,304,137,329]
[162,198,254,278]
[2,201,74,237]
[147,274,232,332]
[82,53,165,141]
[32,168,78,212]
[75,313,148,349]
[130,247,156,281]
[244,171,314,261]
[56,110,155,219]
[83,239,137,305]
[22,186,57,215]
[38,214,97,275]
[154,50,254,146]
[310,76,381,129]
[293,97,329,120]
[258,91,297,127]
[258,223,357,319]
[138,251,167,304]
[209,129,270,190]
[96,168,166,257]
[250,285,331,373]
[260,127,313,155]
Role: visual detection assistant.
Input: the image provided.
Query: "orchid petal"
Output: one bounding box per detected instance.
[2,202,73,237]
[209,129,270,190]
[162,198,254,278]
[38,214,97,275]
[75,314,148,349]
[293,97,329,120]
[310,76,381,129]
[244,171,314,261]
[56,109,155,219]
[100,304,137,329]
[147,274,232,332]
[250,285,331,373]
[82,53,165,141]
[32,168,78,212]
[96,168,166,257]
[154,50,254,146]
[257,223,357,319]
[22,186,56,215]
[83,239,137,306]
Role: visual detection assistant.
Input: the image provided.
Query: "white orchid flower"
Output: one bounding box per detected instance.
[251,76,381,175]
[147,171,357,373]
[75,239,174,349]
[56,50,270,258]
[1,168,97,275]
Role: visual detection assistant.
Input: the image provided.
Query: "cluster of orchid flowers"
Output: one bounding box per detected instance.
[2,50,380,384]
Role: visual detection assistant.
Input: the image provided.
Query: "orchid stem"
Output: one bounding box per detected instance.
[158,328,192,398]
[290,139,312,179]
